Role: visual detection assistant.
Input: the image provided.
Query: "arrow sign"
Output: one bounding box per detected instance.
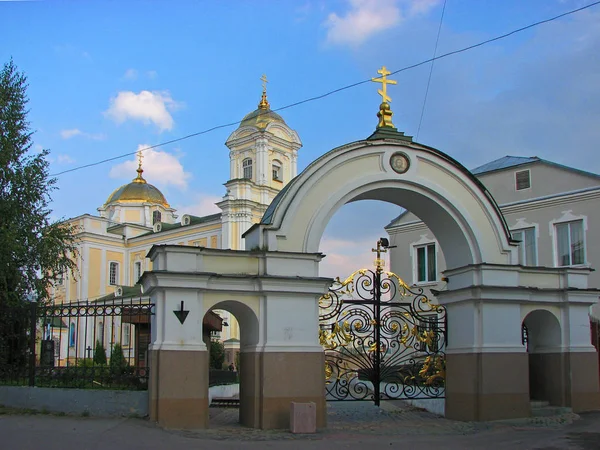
[173,301,189,325]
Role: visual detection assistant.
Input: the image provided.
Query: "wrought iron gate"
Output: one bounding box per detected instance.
[319,239,446,405]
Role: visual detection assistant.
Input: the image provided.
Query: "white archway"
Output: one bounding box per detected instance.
[246,139,516,270]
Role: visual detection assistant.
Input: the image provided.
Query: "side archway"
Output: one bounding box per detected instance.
[247,139,516,270]
[523,309,564,406]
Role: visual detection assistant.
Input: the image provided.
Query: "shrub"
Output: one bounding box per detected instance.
[93,341,107,365]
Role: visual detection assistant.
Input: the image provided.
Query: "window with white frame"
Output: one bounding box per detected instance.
[134,261,142,282]
[152,210,161,225]
[555,220,585,266]
[415,243,437,283]
[123,324,131,346]
[242,158,253,179]
[97,321,104,346]
[109,262,119,285]
[515,170,531,191]
[511,227,537,266]
[272,160,282,181]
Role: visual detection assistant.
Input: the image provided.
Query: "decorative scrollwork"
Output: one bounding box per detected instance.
[319,266,446,403]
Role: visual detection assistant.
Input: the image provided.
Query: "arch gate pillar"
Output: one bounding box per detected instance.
[437,264,600,421]
[141,245,331,430]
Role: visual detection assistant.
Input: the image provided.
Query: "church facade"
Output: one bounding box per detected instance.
[50,84,301,358]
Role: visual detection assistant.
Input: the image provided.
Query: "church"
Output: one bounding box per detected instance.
[50,81,301,364]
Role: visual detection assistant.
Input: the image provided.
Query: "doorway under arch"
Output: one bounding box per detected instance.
[523,309,563,406]
[203,300,259,428]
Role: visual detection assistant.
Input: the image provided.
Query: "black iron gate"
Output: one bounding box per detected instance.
[319,239,446,405]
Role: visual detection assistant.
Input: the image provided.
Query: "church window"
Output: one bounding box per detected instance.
[414,243,436,283]
[123,325,131,347]
[272,160,282,181]
[511,228,537,266]
[97,321,104,346]
[109,262,119,286]
[555,220,585,266]
[134,261,142,282]
[242,158,253,180]
[152,210,161,225]
[515,170,531,191]
[69,323,76,347]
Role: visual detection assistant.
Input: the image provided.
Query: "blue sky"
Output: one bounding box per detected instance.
[2,0,599,276]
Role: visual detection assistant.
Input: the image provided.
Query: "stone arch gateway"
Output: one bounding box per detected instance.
[143,134,599,430]
[245,139,516,270]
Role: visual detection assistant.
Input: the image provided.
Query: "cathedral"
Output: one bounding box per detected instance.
[50,82,301,357]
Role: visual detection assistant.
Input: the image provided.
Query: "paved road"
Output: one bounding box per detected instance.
[1,403,599,449]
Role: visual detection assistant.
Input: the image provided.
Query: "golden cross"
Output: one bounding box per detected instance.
[260,74,268,92]
[137,149,144,168]
[371,66,397,104]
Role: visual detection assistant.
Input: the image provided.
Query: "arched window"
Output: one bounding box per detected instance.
[272,160,282,181]
[69,323,76,347]
[242,158,253,180]
[152,210,162,225]
[109,262,119,286]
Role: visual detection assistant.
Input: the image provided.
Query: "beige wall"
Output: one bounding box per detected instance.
[88,248,102,298]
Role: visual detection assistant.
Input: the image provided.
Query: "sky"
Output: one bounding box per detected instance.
[2,0,599,278]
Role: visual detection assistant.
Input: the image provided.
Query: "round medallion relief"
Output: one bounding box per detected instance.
[390,152,410,174]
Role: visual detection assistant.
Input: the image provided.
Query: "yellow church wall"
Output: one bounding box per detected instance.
[69,271,77,302]
[129,223,221,247]
[231,223,238,250]
[210,235,218,248]
[88,248,102,299]
[124,210,141,222]
[82,237,126,248]
[189,237,208,247]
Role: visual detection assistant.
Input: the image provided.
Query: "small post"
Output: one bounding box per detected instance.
[29,302,37,387]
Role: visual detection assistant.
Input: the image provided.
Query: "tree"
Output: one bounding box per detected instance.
[109,343,127,375]
[210,340,225,370]
[93,340,107,365]
[0,58,77,308]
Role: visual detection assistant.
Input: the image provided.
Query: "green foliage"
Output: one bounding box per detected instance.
[109,343,128,376]
[0,58,78,309]
[93,341,107,365]
[209,340,225,370]
[235,351,240,374]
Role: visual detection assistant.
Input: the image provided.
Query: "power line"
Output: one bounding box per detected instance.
[50,0,600,178]
[416,0,447,141]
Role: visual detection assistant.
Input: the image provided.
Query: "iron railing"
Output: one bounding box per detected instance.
[0,296,154,390]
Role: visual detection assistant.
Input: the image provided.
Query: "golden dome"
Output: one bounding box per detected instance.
[104,167,170,207]
[239,75,286,130]
[239,108,285,130]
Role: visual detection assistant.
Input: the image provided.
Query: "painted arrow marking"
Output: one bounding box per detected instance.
[173,300,190,325]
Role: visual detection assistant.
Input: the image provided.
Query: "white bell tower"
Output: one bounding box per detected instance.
[217,76,302,250]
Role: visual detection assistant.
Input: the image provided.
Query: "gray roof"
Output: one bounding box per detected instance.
[471,156,539,175]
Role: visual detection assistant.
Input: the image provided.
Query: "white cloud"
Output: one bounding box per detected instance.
[60,128,106,140]
[175,193,222,217]
[146,70,158,79]
[324,0,438,46]
[60,128,82,139]
[109,145,191,189]
[57,154,75,164]
[123,68,138,80]
[104,90,182,132]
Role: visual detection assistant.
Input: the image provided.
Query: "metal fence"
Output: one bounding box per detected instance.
[0,297,154,390]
